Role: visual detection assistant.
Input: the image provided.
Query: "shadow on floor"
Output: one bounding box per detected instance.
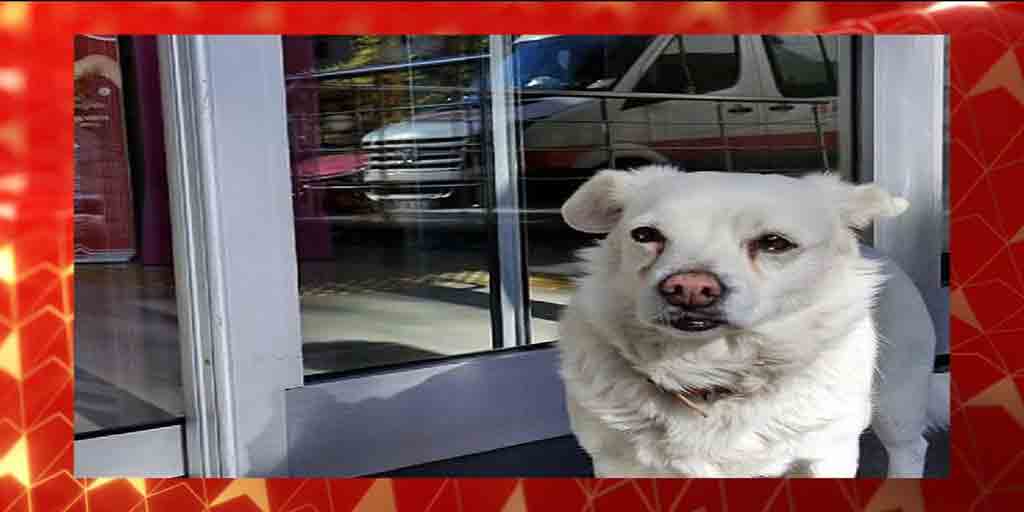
[303,340,447,375]
[379,428,951,478]
[75,367,178,437]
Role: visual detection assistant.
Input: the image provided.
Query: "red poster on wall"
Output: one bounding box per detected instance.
[74,34,136,262]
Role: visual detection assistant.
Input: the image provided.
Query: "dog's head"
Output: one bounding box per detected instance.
[562,165,908,342]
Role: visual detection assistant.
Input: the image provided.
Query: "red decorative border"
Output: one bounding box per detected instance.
[1,2,1020,511]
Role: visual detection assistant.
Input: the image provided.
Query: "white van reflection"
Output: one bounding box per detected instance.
[298,35,839,219]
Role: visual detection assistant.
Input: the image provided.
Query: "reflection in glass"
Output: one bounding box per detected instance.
[282,35,850,369]
[73,35,184,434]
[513,36,652,91]
[285,36,496,376]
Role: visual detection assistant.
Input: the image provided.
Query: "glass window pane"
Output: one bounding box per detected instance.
[74,36,184,434]
[635,36,745,94]
[636,37,685,93]
[762,35,837,97]
[284,36,497,376]
[682,36,740,93]
[282,35,851,363]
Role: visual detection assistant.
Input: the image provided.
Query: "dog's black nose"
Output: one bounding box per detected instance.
[659,271,723,308]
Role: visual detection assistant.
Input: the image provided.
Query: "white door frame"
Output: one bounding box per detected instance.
[158,35,303,477]
[858,35,949,355]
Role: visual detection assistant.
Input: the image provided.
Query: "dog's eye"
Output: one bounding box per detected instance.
[630,226,665,244]
[754,234,796,253]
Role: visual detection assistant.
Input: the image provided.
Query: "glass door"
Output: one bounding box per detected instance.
[280,35,568,476]
[284,36,508,374]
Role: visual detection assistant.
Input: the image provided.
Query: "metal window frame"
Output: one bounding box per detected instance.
[159,35,304,477]
[859,35,949,355]
[837,37,855,182]
[489,35,529,348]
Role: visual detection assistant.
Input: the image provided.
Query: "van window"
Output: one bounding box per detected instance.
[636,36,740,94]
[762,35,837,97]
[683,36,741,93]
[512,36,653,91]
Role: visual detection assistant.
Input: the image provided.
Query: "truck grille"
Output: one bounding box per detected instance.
[363,137,467,178]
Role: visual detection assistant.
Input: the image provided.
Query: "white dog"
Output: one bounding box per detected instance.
[557,165,947,478]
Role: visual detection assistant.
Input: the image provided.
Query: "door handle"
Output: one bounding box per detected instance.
[726,105,753,114]
[768,104,796,112]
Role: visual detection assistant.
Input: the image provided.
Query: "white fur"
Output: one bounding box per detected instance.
[558,166,913,477]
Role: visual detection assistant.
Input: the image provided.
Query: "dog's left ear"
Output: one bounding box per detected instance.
[805,174,910,229]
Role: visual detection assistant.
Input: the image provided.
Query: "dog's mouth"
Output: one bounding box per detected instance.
[667,313,726,332]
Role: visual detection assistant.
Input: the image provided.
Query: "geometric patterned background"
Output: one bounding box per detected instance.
[0,1,1022,510]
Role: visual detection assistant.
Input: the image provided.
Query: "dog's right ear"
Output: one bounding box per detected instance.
[563,166,679,233]
[561,169,633,233]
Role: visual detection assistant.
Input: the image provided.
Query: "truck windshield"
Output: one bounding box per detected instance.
[512,36,654,91]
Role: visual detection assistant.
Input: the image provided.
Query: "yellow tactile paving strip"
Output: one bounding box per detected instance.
[300,271,575,297]
[74,264,575,299]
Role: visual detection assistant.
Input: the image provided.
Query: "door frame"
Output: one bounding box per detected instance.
[158,35,303,477]
[857,35,949,355]
[156,34,561,478]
